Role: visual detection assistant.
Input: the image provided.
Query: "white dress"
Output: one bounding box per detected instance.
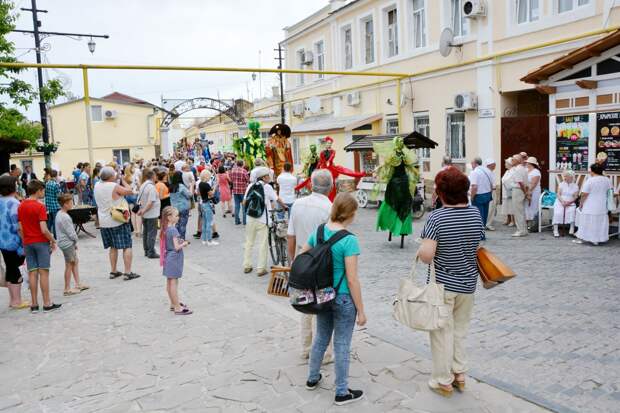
[501,169,514,215]
[525,168,542,221]
[575,175,612,243]
[552,182,579,224]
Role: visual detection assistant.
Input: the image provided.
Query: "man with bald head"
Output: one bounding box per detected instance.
[510,155,529,237]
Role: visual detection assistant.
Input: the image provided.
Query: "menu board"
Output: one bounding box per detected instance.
[596,112,620,171]
[556,115,589,171]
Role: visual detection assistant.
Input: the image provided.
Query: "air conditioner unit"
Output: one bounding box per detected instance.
[463,0,486,18]
[346,91,361,106]
[454,92,478,111]
[303,51,314,66]
[104,109,118,119]
[292,103,305,117]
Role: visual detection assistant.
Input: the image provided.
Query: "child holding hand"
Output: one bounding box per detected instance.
[160,206,192,315]
[55,194,89,295]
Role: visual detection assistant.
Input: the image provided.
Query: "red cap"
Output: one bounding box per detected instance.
[324,136,333,143]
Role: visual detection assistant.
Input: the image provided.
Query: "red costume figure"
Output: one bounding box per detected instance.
[295,136,366,201]
[265,123,294,178]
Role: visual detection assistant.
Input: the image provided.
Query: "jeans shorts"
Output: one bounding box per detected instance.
[24,242,51,272]
[61,245,77,263]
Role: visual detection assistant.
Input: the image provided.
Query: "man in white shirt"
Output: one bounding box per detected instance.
[276,162,297,219]
[484,159,498,231]
[242,167,285,276]
[174,159,186,172]
[287,169,334,361]
[137,168,161,258]
[469,157,494,235]
[510,154,529,237]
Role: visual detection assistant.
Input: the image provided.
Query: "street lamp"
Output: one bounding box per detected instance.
[87,37,96,54]
[251,72,257,81]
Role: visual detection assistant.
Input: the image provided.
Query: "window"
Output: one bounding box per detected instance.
[343,26,353,69]
[297,49,305,85]
[386,8,399,57]
[412,0,426,48]
[517,0,539,23]
[113,149,130,165]
[292,137,300,164]
[447,112,465,159]
[362,17,374,64]
[558,0,589,13]
[414,113,431,159]
[91,105,103,122]
[450,0,468,37]
[386,118,399,134]
[315,41,325,79]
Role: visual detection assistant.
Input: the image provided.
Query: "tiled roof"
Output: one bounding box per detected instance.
[100,92,153,106]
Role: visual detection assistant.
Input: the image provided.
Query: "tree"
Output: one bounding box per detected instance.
[0,0,64,173]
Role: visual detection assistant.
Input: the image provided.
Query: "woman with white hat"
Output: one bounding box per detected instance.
[574,163,612,245]
[501,157,515,226]
[525,157,542,231]
[552,170,579,237]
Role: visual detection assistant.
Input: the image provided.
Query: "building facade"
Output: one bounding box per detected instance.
[281,0,620,182]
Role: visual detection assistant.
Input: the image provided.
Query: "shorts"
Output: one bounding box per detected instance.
[100,223,132,250]
[0,249,25,284]
[61,245,78,263]
[24,242,51,272]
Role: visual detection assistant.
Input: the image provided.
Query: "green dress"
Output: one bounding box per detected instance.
[373,137,419,236]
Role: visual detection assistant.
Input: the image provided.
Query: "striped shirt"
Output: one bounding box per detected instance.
[420,206,484,294]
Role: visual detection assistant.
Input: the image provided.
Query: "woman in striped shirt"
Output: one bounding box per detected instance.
[418,166,484,397]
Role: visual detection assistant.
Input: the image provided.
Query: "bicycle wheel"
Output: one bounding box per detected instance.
[276,237,288,266]
[268,229,278,265]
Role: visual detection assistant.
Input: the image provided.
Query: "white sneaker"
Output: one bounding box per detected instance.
[486,225,496,231]
[553,230,560,238]
[201,241,207,245]
[207,241,219,246]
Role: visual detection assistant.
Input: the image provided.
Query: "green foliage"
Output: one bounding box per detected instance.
[0,1,65,148]
[0,107,42,144]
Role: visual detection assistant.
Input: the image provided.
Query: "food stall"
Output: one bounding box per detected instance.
[343,131,438,211]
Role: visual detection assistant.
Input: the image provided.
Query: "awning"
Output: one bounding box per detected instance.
[291,114,382,134]
[344,131,438,152]
[521,29,620,84]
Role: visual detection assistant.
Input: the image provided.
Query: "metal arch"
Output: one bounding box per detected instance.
[160,97,245,128]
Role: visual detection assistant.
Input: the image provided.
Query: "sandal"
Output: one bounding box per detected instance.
[428,382,453,398]
[10,301,30,310]
[63,289,81,296]
[452,374,466,393]
[109,271,123,279]
[123,272,141,281]
[169,303,186,311]
[77,284,90,291]
[174,308,193,315]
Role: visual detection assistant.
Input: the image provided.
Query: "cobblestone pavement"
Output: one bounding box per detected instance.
[197,206,619,413]
[0,211,550,413]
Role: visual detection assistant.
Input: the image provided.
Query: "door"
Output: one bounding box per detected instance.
[501,115,549,189]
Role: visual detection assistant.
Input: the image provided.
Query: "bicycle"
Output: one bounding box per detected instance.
[268,208,289,267]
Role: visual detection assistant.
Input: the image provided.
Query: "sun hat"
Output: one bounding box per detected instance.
[254,167,270,179]
[484,158,496,166]
[526,156,539,167]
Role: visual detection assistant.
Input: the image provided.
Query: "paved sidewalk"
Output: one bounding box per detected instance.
[0,222,548,412]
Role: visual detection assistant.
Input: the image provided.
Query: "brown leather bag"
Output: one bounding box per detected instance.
[477,247,516,289]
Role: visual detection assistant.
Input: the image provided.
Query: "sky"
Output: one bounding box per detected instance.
[8,0,326,121]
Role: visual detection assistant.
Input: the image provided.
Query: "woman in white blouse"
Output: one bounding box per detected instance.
[552,170,579,237]
[501,158,515,226]
[574,163,612,245]
[525,157,542,230]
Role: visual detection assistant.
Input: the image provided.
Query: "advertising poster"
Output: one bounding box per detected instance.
[556,115,589,171]
[596,112,620,171]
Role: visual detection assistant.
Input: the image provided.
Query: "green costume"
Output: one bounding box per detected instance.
[374,137,419,236]
[232,120,266,169]
[302,144,319,179]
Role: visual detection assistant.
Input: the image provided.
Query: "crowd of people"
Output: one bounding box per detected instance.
[1,138,618,406]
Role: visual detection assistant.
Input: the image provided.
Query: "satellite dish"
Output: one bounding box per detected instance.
[439,28,459,57]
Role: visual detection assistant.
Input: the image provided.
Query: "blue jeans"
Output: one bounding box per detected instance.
[308,294,357,396]
[176,210,189,239]
[200,203,214,241]
[277,203,294,220]
[47,210,58,239]
[472,192,492,227]
[233,193,246,225]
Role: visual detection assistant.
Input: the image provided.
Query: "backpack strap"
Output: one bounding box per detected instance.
[316,224,351,247]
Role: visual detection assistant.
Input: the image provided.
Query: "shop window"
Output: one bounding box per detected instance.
[446,112,465,160]
[113,149,130,165]
[516,0,539,24]
[91,105,103,122]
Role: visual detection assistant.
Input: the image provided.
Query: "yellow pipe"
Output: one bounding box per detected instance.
[82,68,94,167]
[0,62,408,78]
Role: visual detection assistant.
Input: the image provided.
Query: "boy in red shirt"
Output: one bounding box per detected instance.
[18,180,61,313]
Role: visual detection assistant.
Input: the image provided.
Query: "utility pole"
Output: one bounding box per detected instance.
[17,0,109,169]
[274,44,285,124]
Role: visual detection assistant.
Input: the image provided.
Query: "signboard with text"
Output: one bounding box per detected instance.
[556,115,589,171]
[596,112,620,171]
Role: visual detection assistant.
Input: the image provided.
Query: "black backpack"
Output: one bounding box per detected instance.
[245,182,265,219]
[288,224,351,314]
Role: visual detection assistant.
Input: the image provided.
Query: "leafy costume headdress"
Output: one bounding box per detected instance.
[232,119,266,169]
